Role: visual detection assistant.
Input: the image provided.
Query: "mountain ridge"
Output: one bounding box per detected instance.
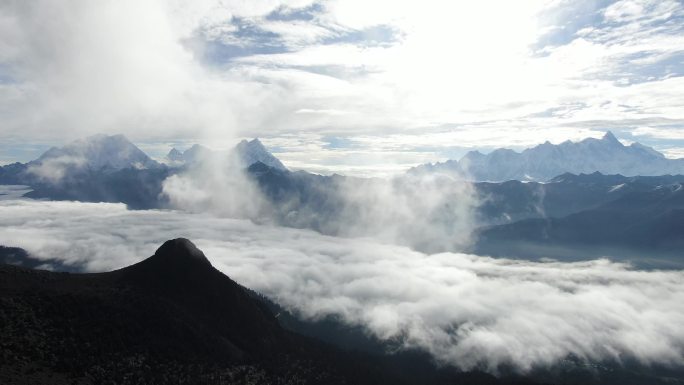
[165,138,287,171]
[411,131,684,181]
[31,133,161,173]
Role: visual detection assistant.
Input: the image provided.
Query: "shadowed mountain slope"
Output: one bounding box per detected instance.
[0,239,549,385]
[473,182,684,267]
[0,239,346,384]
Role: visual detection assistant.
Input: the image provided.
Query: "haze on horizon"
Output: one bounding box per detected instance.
[1,0,684,176]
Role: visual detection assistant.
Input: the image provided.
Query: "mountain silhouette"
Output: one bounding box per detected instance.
[1,238,552,385]
[0,239,340,383]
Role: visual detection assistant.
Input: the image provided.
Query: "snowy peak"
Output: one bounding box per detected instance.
[33,134,160,172]
[410,131,684,182]
[238,138,266,151]
[601,131,621,145]
[234,138,287,171]
[630,142,665,159]
[165,139,287,171]
[165,144,213,165]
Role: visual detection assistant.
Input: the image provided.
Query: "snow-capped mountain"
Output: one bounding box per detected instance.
[411,132,684,181]
[165,144,214,165]
[234,139,287,171]
[166,139,287,171]
[32,134,160,172]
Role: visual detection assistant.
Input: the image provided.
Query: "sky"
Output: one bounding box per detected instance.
[1,197,682,373]
[1,0,684,175]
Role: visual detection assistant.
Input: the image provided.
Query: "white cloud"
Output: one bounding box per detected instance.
[0,185,32,200]
[26,155,86,183]
[0,0,297,143]
[660,147,684,159]
[161,151,271,219]
[603,0,679,24]
[159,151,479,252]
[633,125,684,140]
[0,198,683,373]
[258,20,338,47]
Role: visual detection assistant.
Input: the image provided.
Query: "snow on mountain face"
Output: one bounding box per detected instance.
[234,139,287,171]
[27,134,160,181]
[166,139,287,171]
[411,131,684,182]
[36,134,159,170]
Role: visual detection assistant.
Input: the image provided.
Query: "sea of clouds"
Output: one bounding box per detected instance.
[0,198,682,373]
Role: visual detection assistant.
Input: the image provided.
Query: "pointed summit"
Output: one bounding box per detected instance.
[601,131,621,145]
[167,148,183,162]
[237,138,267,152]
[415,131,684,181]
[235,138,287,171]
[249,138,265,146]
[120,238,215,286]
[32,134,160,171]
[154,238,211,267]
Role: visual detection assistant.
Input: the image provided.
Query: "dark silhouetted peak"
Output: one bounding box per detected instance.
[120,238,216,285]
[140,238,213,278]
[112,238,288,360]
[154,238,211,267]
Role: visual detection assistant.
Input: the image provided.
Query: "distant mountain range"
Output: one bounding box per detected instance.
[411,132,684,182]
[34,133,161,172]
[0,134,286,183]
[0,134,287,208]
[0,134,162,185]
[470,172,684,267]
[1,133,684,265]
[246,164,684,266]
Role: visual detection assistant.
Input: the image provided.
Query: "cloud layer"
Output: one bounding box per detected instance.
[0,198,682,373]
